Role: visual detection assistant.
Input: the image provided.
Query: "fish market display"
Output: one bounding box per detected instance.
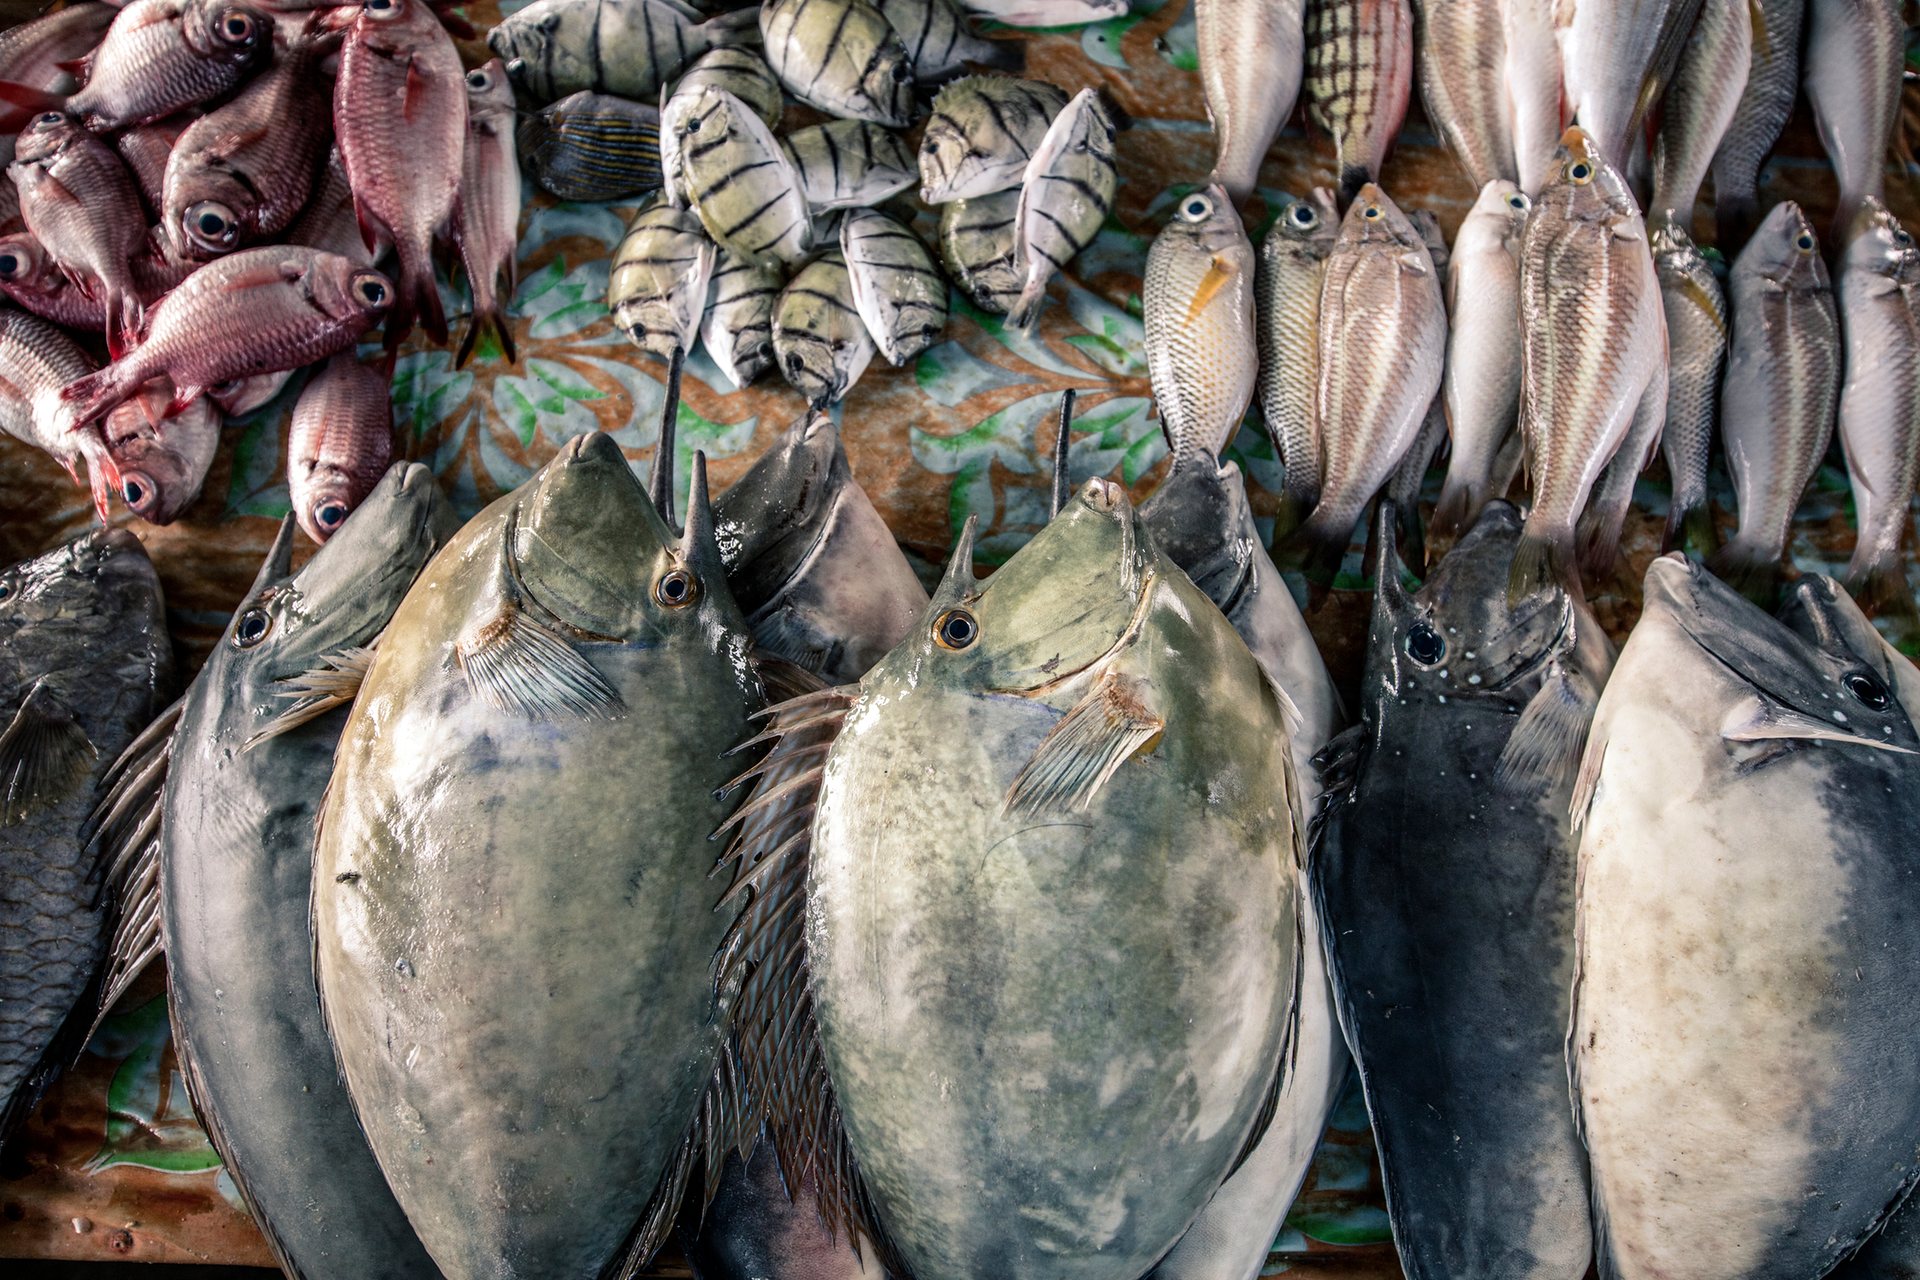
[1316,501,1605,1280]
[938,188,1023,312]
[673,46,784,129]
[1501,0,1561,195]
[879,0,1015,81]
[701,248,782,388]
[520,92,665,204]
[1652,213,1726,554]
[1303,0,1412,203]
[88,467,455,1280]
[0,308,113,512]
[919,75,1067,203]
[1648,0,1749,227]
[0,4,115,143]
[287,147,381,266]
[1008,87,1117,330]
[1144,184,1258,466]
[455,59,522,367]
[773,249,873,405]
[608,196,717,358]
[1711,0,1804,246]
[1409,0,1509,191]
[760,0,915,125]
[0,529,173,1151]
[1258,188,1337,536]
[1805,0,1903,238]
[103,392,221,526]
[785,120,917,212]
[1711,201,1839,602]
[489,0,758,105]
[1554,0,1697,171]
[1573,560,1920,1280]
[1195,0,1306,201]
[312,430,766,1280]
[841,210,948,366]
[287,352,395,546]
[669,85,812,268]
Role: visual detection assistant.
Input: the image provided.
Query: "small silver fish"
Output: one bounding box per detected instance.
[938,188,1022,313]
[1007,87,1117,331]
[1258,188,1338,535]
[1805,0,1903,239]
[785,121,917,212]
[1144,184,1258,468]
[1649,0,1750,228]
[760,0,915,125]
[522,92,664,205]
[841,209,948,365]
[288,352,394,545]
[104,388,221,525]
[609,197,718,358]
[1710,0,1802,245]
[490,0,759,105]
[700,247,781,389]
[669,85,812,268]
[1651,213,1726,555]
[1196,0,1306,201]
[773,249,873,405]
[455,59,522,368]
[919,75,1067,203]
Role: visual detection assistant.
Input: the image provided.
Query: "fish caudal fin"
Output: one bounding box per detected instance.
[74,427,120,522]
[388,248,449,352]
[457,300,515,369]
[1705,539,1781,608]
[1575,500,1629,585]
[1276,508,1353,591]
[1004,275,1048,332]
[60,363,135,432]
[1507,523,1582,608]
[1662,496,1717,558]
[1845,555,1920,634]
[967,35,1024,73]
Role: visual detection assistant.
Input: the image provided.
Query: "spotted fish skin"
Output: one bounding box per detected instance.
[785,120,917,212]
[701,248,782,388]
[918,75,1067,203]
[1805,0,1904,240]
[521,92,664,204]
[609,197,718,357]
[938,188,1022,312]
[1651,214,1726,555]
[1258,188,1338,531]
[1304,0,1412,205]
[1196,0,1307,202]
[1649,0,1750,229]
[1007,87,1117,331]
[1710,0,1802,246]
[760,0,915,126]
[774,250,873,405]
[1410,0,1512,189]
[669,85,812,269]
[841,210,947,365]
[489,0,758,105]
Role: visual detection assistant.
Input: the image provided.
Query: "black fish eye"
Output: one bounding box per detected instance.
[1795,232,1816,252]
[683,113,704,133]
[1845,672,1891,710]
[36,111,60,124]
[186,201,238,248]
[122,478,146,506]
[655,568,697,607]
[315,501,349,531]
[0,580,11,601]
[1897,229,1914,246]
[934,608,978,650]
[1180,194,1212,222]
[353,273,391,307]
[234,607,272,648]
[1508,193,1528,210]
[1569,162,1592,181]
[219,11,254,40]
[466,69,490,90]
[1363,205,1382,219]
[1404,621,1445,667]
[1290,204,1316,227]
[891,59,913,82]
[0,252,20,277]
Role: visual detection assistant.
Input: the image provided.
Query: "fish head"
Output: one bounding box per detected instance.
[105,394,222,526]
[1739,201,1827,289]
[344,0,438,48]
[1641,555,1920,755]
[180,0,273,71]
[1161,183,1247,258]
[1471,179,1529,237]
[1268,188,1339,256]
[489,1,573,100]
[1539,126,1635,223]
[0,230,64,299]
[1841,195,1920,280]
[712,410,845,614]
[307,255,397,327]
[10,110,86,166]
[209,369,294,418]
[165,157,255,259]
[856,35,916,128]
[464,57,516,125]
[1136,454,1244,606]
[0,528,162,652]
[1335,183,1426,260]
[663,83,743,158]
[916,108,976,203]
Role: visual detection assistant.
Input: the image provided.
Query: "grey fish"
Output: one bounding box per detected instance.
[88,466,454,1280]
[919,75,1068,204]
[0,529,173,1152]
[841,209,947,366]
[672,46,784,128]
[1573,560,1920,1280]
[670,85,811,268]
[1554,0,1701,173]
[0,307,114,516]
[313,432,768,1280]
[937,187,1022,313]
[879,0,1018,81]
[1315,500,1603,1280]
[608,196,718,357]
[1007,87,1117,331]
[521,92,664,204]
[760,0,915,125]
[773,249,873,405]
[1652,213,1726,555]
[1303,0,1412,204]
[700,247,781,388]
[209,368,293,418]
[455,59,522,368]
[1709,0,1802,246]
[1410,0,1512,189]
[1258,188,1338,537]
[1502,0,1562,196]
[1805,0,1903,239]
[489,0,759,105]
[785,120,917,212]
[1648,0,1749,228]
[1195,0,1306,201]
[104,391,221,526]
[1145,184,1259,467]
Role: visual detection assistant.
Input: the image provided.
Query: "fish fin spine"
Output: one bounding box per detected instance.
[455,605,625,721]
[243,645,380,750]
[0,679,97,826]
[1001,670,1165,818]
[1496,661,1599,794]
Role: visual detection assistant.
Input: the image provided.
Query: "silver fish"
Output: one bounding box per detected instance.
[1501,0,1562,196]
[489,0,758,105]
[785,120,917,212]
[609,196,718,357]
[879,0,1017,81]
[937,187,1022,313]
[662,49,780,204]
[522,92,665,204]
[1648,0,1750,227]
[760,0,915,125]
[841,209,948,365]
[919,75,1067,204]
[0,309,113,515]
[1709,0,1802,246]
[1007,87,1117,331]
[772,249,873,405]
[1805,0,1904,239]
[455,60,522,368]
[953,0,1125,21]
[1195,0,1306,201]
[669,85,812,268]
[1555,0,1700,169]
[1303,0,1413,204]
[1258,188,1338,535]
[288,352,395,545]
[1652,213,1726,555]
[700,247,781,388]
[1144,184,1258,468]
[1411,0,1513,189]
[104,390,221,525]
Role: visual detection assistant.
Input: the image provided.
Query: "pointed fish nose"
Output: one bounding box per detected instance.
[1080,477,1127,514]
[563,431,626,468]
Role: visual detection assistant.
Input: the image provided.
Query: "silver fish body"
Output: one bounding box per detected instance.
[1709,0,1802,246]
[1555,0,1696,168]
[609,196,718,357]
[1652,214,1726,554]
[938,188,1022,312]
[1805,0,1904,239]
[670,85,812,268]
[919,75,1067,203]
[673,46,784,128]
[785,120,917,212]
[287,148,384,268]
[489,0,757,104]
[953,0,1126,20]
[880,0,1013,81]
[1257,188,1338,529]
[522,92,665,204]
[773,249,873,405]
[841,209,948,365]
[0,308,111,507]
[56,0,272,132]
[115,119,185,220]
[1007,87,1117,331]
[1501,0,1562,195]
[1303,0,1413,204]
[455,60,522,368]
[105,392,221,525]
[1649,0,1750,228]
[289,352,395,545]
[700,247,781,388]
[760,0,915,125]
[1411,0,1512,189]
[1196,0,1306,201]
[1145,184,1258,467]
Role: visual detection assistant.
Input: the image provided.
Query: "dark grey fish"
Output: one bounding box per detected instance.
[520,91,664,204]
[0,529,173,1152]
[1314,501,1606,1280]
[89,465,456,1280]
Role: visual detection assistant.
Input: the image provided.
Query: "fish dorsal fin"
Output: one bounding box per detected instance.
[650,346,684,528]
[0,680,97,825]
[250,516,297,596]
[930,514,979,610]
[679,451,720,570]
[243,644,379,751]
[1050,388,1075,519]
[1001,670,1166,818]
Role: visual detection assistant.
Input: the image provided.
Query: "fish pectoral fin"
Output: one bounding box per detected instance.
[1182,254,1238,325]
[455,604,625,721]
[0,680,97,825]
[1497,661,1601,794]
[243,644,380,751]
[1720,696,1920,755]
[1002,670,1165,818]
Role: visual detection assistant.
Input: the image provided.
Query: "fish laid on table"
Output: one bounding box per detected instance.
[938,187,1022,312]
[784,120,917,212]
[1805,0,1904,239]
[954,0,1126,22]
[1648,0,1749,228]
[1834,197,1920,630]
[0,228,191,337]
[608,196,716,358]
[1709,0,1802,246]
[669,85,812,269]
[841,209,948,366]
[1258,188,1337,537]
[209,368,292,418]
[919,75,1068,203]
[1710,201,1838,602]
[1288,182,1445,582]
[700,248,780,389]
[0,309,115,514]
[287,148,384,267]
[314,429,769,1280]
[1554,0,1700,170]
[1144,184,1258,467]
[489,0,758,105]
[725,479,1304,1280]
[455,59,521,368]
[87,467,455,1280]
[1510,128,1665,603]
[1433,180,1528,545]
[773,249,873,405]
[334,0,464,348]
[880,0,1017,81]
[1501,0,1561,195]
[520,92,664,204]
[1303,0,1412,204]
[1385,209,1450,559]
[62,247,396,428]
[114,119,186,219]
[103,391,221,525]
[1410,0,1511,190]
[1314,501,1603,1280]
[1195,0,1306,202]
[1574,560,1920,1280]
[0,529,173,1153]
[1651,213,1726,555]
[1007,86,1117,331]
[673,46,784,128]
[760,0,915,125]
[288,352,395,546]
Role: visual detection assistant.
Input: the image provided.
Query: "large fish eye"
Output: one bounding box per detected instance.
[1568,161,1593,183]
[1795,231,1816,253]
[1896,227,1915,247]
[1507,192,1529,211]
[1178,193,1213,223]
[890,59,913,82]
[233,606,272,648]
[655,568,698,608]
[35,111,61,125]
[0,250,22,279]
[217,10,255,43]
[352,272,392,308]
[466,68,492,91]
[0,579,12,602]
[1289,203,1317,228]
[365,0,399,15]
[314,500,350,533]
[934,607,978,650]
[1362,204,1382,220]
[185,201,239,251]
[121,473,155,514]
[1845,671,1891,710]
[1404,621,1445,667]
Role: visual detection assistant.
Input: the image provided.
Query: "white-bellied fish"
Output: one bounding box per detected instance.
[760,0,915,125]
[1805,0,1903,239]
[1710,0,1803,246]
[609,196,718,358]
[1007,87,1117,331]
[1410,0,1511,189]
[1555,0,1699,171]
[774,249,872,405]
[919,75,1067,203]
[841,209,947,365]
[670,84,812,268]
[1195,0,1306,202]
[1145,184,1257,468]
[489,0,759,105]
[880,0,1017,81]
[938,188,1022,312]
[1652,213,1726,555]
[1303,0,1412,204]
[1258,188,1337,537]
[1648,0,1749,228]
[785,120,917,211]
[1501,0,1561,196]
[701,247,781,388]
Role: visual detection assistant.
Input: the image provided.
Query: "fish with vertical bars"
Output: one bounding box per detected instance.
[760,0,915,125]
[880,0,1017,81]
[938,188,1022,312]
[785,120,917,211]
[488,0,760,105]
[1303,0,1412,204]
[701,248,782,389]
[841,209,947,365]
[773,249,873,405]
[1006,87,1117,331]
[918,75,1068,203]
[609,197,718,358]
[669,84,812,269]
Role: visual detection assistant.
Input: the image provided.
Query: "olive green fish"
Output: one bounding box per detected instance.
[760,0,915,125]
[841,210,948,365]
[919,75,1068,203]
[701,247,782,389]
[1007,87,1117,331]
[938,188,1023,313]
[773,250,873,405]
[669,84,812,269]
[609,195,718,357]
[489,0,760,105]
[785,120,917,212]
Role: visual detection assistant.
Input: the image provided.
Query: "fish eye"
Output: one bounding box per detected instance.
[121,474,153,512]
[655,568,698,607]
[1795,232,1816,252]
[891,59,913,82]
[682,112,704,134]
[314,501,350,532]
[185,201,239,251]
[352,272,392,308]
[0,251,21,279]
[934,607,978,650]
[0,579,12,602]
[233,607,272,648]
[1568,161,1593,183]
[36,111,60,125]
[1404,621,1445,667]
[1179,194,1212,223]
[1898,228,1915,246]
[1507,192,1529,210]
[467,69,491,91]
[1362,204,1382,219]
[366,0,397,12]
[218,10,255,41]
[1844,671,1891,710]
[1289,204,1317,228]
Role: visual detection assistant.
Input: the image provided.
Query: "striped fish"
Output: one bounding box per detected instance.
[1258,188,1338,537]
[785,121,917,212]
[700,247,782,388]
[919,75,1068,203]
[937,189,1023,313]
[1805,0,1904,239]
[1006,88,1117,331]
[1409,0,1511,189]
[662,50,782,206]
[760,0,915,126]
[607,196,717,357]
[1303,0,1412,205]
[773,249,874,405]
[1652,214,1727,556]
[668,85,812,268]
[489,0,759,105]
[1555,0,1700,175]
[841,209,948,364]
[519,92,664,204]
[879,0,1018,81]
[1710,0,1802,246]
[1649,0,1750,228]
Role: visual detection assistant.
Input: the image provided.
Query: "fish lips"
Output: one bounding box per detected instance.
[713,411,842,613]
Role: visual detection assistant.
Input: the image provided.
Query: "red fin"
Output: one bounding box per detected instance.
[165,384,204,418]
[0,81,63,116]
[353,195,384,255]
[404,56,429,124]
[53,58,89,79]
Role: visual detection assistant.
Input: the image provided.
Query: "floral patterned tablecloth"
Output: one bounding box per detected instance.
[1,0,1915,1269]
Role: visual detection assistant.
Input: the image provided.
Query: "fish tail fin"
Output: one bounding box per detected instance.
[1508,522,1583,609]
[1429,476,1483,551]
[1845,554,1920,631]
[75,426,119,522]
[702,7,763,46]
[1275,508,1351,589]
[1576,499,1629,583]
[102,288,141,362]
[1337,164,1370,208]
[1268,481,1318,552]
[1662,495,1717,558]
[386,246,446,352]
[1715,192,1757,250]
[968,34,1024,73]
[59,362,133,431]
[1395,498,1428,573]
[0,80,63,128]
[457,297,514,369]
[1004,274,1047,332]
[1705,539,1780,607]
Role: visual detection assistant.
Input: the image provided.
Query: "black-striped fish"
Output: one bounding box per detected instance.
[489,0,759,105]
[668,85,812,268]
[662,51,782,207]
[520,92,665,203]
[760,0,915,126]
[700,248,782,389]
[1304,0,1413,204]
[608,197,717,357]
[773,250,873,405]
[879,0,1017,81]
[1007,87,1117,331]
[785,121,917,212]
[938,189,1023,313]
[841,209,948,364]
[919,75,1068,203]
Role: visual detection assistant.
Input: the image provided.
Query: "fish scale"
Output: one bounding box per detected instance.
[773,250,873,405]
[1805,0,1904,239]
[1409,0,1511,189]
[1649,0,1750,228]
[609,197,717,357]
[672,85,812,268]
[1195,0,1306,201]
[0,309,112,510]
[760,0,915,126]
[1145,184,1258,468]
[1709,0,1803,246]
[1257,188,1337,533]
[701,248,781,388]
[1303,0,1411,204]
[919,76,1067,203]
[289,353,394,545]
[1651,215,1726,556]
[522,92,665,204]
[46,0,272,132]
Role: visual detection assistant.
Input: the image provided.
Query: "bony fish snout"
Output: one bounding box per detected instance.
[562,431,625,468]
[1080,476,1126,513]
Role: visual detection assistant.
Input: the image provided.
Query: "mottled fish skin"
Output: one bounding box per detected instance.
[1303,0,1412,205]
[1574,559,1920,1280]
[521,92,664,204]
[670,85,811,269]
[0,529,172,1151]
[608,196,718,358]
[938,187,1022,312]
[1007,87,1116,331]
[1648,0,1749,229]
[1410,0,1512,190]
[1554,0,1696,171]
[1834,198,1920,629]
[1710,201,1838,601]
[918,75,1067,204]
[0,308,115,512]
[1805,0,1904,240]
[879,0,1015,82]
[1434,180,1529,545]
[1500,0,1561,196]
[1257,188,1337,532]
[453,60,522,370]
[288,352,394,545]
[488,0,757,105]
[841,209,947,365]
[760,0,915,126]
[1651,214,1726,555]
[1709,0,1802,247]
[1316,502,1604,1280]
[700,247,781,388]
[773,249,873,406]
[785,120,917,212]
[49,0,271,132]
[105,392,221,526]
[1196,0,1306,202]
[1144,184,1258,468]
